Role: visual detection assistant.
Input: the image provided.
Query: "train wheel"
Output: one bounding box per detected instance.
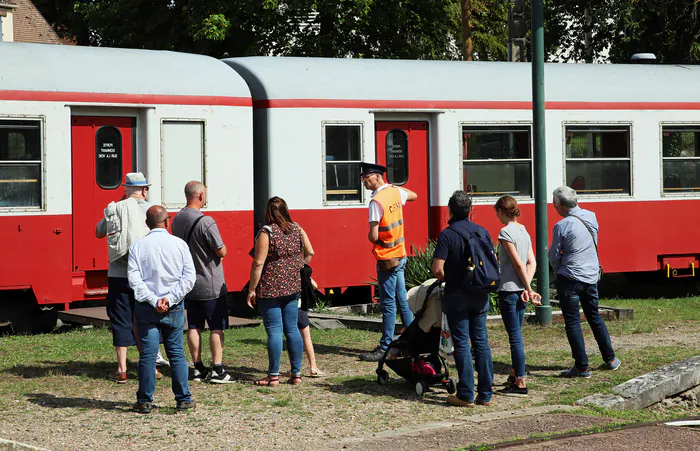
[0,291,58,335]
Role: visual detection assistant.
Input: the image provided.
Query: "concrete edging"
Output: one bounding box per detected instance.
[577,356,700,410]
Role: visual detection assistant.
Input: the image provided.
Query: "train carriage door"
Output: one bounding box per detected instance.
[71,117,135,272]
[375,121,429,256]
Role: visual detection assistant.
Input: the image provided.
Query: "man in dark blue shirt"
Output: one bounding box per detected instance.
[432,190,494,407]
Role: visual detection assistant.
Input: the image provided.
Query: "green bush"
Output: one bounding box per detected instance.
[405,240,437,289]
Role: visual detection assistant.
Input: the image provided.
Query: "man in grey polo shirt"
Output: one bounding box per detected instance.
[549,186,621,378]
[172,181,232,383]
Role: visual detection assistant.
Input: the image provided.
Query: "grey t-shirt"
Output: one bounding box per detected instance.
[497,222,531,292]
[172,207,227,300]
[97,198,151,278]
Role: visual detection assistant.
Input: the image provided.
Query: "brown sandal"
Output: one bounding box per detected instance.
[287,375,302,385]
[254,376,280,387]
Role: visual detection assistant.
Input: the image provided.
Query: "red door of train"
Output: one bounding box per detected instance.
[375,121,430,256]
[71,116,135,272]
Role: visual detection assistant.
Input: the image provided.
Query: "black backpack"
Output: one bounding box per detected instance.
[449,222,500,294]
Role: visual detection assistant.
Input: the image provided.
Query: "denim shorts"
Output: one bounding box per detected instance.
[106,277,137,347]
[185,295,228,331]
[297,309,310,330]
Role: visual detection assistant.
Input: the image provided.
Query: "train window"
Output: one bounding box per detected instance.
[386,129,408,185]
[0,120,42,208]
[324,124,363,202]
[662,126,700,194]
[462,126,532,198]
[564,125,630,195]
[95,126,123,189]
[161,121,205,207]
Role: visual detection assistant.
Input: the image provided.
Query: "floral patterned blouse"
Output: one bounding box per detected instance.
[256,223,303,299]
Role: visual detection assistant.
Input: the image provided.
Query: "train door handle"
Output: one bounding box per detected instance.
[53,228,63,235]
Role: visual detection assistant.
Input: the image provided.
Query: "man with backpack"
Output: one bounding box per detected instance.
[358,163,418,362]
[172,181,233,383]
[432,190,496,407]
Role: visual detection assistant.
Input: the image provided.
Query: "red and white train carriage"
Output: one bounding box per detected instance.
[226,57,700,290]
[0,43,253,328]
[3,42,700,330]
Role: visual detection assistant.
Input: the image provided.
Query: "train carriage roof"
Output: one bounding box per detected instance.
[224,56,700,104]
[0,43,250,99]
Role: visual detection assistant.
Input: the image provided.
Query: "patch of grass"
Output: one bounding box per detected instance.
[271,396,292,407]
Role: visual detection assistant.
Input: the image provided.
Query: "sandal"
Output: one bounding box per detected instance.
[287,375,302,385]
[310,368,325,378]
[254,376,280,387]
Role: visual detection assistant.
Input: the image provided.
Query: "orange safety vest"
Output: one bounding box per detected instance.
[372,186,406,260]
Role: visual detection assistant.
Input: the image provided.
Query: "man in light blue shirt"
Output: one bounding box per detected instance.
[549,186,620,379]
[128,206,196,414]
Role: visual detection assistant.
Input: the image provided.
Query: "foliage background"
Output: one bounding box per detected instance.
[33,1,700,64]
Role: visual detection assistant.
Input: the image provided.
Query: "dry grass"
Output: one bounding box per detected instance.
[0,297,698,450]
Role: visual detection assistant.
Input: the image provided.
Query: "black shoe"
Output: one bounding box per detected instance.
[176,400,196,411]
[133,402,152,414]
[496,385,529,398]
[191,367,210,382]
[209,369,234,384]
[359,347,385,362]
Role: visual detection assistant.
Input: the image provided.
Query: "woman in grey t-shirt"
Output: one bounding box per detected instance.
[494,195,541,397]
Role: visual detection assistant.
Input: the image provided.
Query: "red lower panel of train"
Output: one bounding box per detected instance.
[0,210,254,306]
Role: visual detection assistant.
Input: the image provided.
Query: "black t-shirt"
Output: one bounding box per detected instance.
[433,218,491,312]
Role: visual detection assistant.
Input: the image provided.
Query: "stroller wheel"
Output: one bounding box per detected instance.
[415,380,428,397]
[377,369,389,385]
[447,377,458,394]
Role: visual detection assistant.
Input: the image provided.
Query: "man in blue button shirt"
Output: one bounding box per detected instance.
[128,206,196,413]
[549,186,621,378]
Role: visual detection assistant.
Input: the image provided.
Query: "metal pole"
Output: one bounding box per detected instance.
[532,0,551,325]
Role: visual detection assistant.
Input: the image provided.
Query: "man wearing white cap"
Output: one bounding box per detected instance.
[96,172,165,383]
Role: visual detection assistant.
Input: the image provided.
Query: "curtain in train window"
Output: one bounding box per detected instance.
[564,125,631,195]
[95,126,123,189]
[324,124,363,202]
[0,120,42,208]
[661,126,700,194]
[462,126,532,198]
[161,121,205,208]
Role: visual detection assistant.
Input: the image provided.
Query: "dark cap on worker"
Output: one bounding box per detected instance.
[359,162,387,175]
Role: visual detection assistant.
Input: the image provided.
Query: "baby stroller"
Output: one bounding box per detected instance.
[376,279,457,397]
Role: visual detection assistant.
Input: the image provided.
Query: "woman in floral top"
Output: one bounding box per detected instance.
[247,197,314,386]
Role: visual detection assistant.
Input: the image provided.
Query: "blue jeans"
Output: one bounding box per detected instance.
[556,276,615,370]
[377,257,414,350]
[498,291,526,378]
[259,293,304,376]
[134,301,191,405]
[447,301,493,403]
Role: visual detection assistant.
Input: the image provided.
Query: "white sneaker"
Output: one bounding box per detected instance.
[155,352,170,367]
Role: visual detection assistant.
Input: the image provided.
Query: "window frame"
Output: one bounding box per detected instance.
[321,121,365,206]
[0,115,46,212]
[459,121,534,202]
[659,122,700,198]
[561,122,634,199]
[159,118,207,209]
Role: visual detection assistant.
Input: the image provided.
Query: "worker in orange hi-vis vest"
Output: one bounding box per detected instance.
[358,162,418,362]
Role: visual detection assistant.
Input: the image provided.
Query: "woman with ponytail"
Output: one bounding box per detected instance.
[493,195,541,397]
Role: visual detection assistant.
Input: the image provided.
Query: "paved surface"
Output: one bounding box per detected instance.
[58,306,261,329]
[506,424,700,450]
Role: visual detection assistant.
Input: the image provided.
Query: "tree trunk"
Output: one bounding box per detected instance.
[462,0,472,60]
